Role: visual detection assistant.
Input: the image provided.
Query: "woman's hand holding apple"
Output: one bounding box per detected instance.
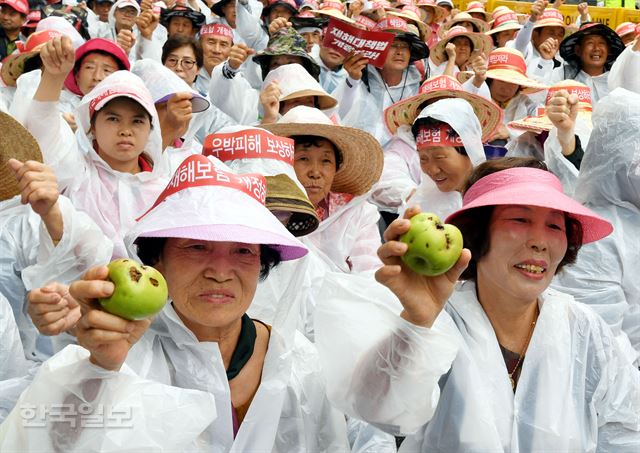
[70,266,152,371]
[375,206,471,328]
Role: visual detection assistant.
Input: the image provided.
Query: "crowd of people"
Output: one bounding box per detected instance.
[0,0,639,450]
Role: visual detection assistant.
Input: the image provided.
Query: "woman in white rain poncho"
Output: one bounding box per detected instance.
[315,163,640,452]
[553,88,640,366]
[0,155,349,452]
[24,35,171,258]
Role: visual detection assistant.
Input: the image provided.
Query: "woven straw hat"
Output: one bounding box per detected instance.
[531,8,566,30]
[457,48,547,94]
[0,112,43,201]
[383,75,503,142]
[262,106,384,196]
[310,1,355,24]
[440,12,489,36]
[387,5,433,43]
[486,8,522,35]
[416,0,447,24]
[1,29,63,87]
[465,1,492,22]
[266,174,320,237]
[430,25,492,66]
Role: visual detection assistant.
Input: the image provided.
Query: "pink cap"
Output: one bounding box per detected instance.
[446,167,613,244]
[0,0,29,15]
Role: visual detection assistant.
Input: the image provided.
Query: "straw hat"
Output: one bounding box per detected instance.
[560,22,625,70]
[446,167,612,244]
[486,8,522,35]
[416,0,447,24]
[615,22,637,40]
[430,25,492,66]
[0,112,43,201]
[465,1,492,23]
[383,75,503,142]
[387,5,433,42]
[310,1,355,24]
[354,14,378,31]
[1,29,63,87]
[457,48,547,94]
[265,174,320,237]
[440,12,489,36]
[508,80,592,134]
[531,8,566,30]
[261,106,384,196]
[263,63,338,110]
[375,16,429,62]
[360,1,388,22]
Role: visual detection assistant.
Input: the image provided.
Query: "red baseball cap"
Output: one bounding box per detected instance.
[0,0,29,15]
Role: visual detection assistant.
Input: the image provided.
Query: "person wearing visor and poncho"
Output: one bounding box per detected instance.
[336,16,429,146]
[0,154,351,451]
[551,22,625,104]
[314,160,640,452]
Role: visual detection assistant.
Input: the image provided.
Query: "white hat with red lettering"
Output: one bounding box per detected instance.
[129,154,308,261]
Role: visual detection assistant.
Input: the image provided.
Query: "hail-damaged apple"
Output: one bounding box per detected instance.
[400,212,463,276]
[99,259,168,321]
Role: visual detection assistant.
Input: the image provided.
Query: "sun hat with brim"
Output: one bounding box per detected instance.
[384,75,503,141]
[440,12,489,36]
[253,28,321,80]
[263,63,337,110]
[129,154,308,261]
[460,48,547,94]
[387,5,432,43]
[266,174,320,237]
[160,5,206,29]
[430,25,492,66]
[508,80,592,133]
[310,1,355,24]
[0,29,63,87]
[64,38,130,96]
[532,8,566,30]
[360,1,387,21]
[261,106,384,196]
[354,14,377,30]
[262,0,299,18]
[615,22,637,40]
[416,0,447,24]
[445,167,613,244]
[465,1,492,22]
[486,9,522,35]
[0,111,43,201]
[211,0,232,17]
[132,58,210,113]
[560,22,625,69]
[375,16,429,62]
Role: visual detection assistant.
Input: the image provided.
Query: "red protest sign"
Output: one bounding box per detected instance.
[138,155,267,220]
[322,17,395,68]
[203,129,295,165]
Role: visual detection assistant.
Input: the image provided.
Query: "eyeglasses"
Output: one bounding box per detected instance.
[165,56,197,70]
[117,7,138,17]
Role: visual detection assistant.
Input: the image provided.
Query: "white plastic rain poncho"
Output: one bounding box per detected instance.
[315,274,640,452]
[374,98,485,219]
[334,65,423,147]
[0,157,350,451]
[553,88,640,366]
[608,45,640,94]
[311,46,348,94]
[209,61,260,125]
[23,71,171,258]
[0,196,113,362]
[509,20,560,83]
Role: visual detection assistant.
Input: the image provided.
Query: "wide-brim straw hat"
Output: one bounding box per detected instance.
[532,8,566,30]
[446,167,613,244]
[458,48,546,94]
[615,22,637,40]
[430,26,493,66]
[1,29,63,87]
[440,12,489,36]
[486,9,522,35]
[262,106,384,196]
[263,63,337,110]
[0,112,43,201]
[387,5,432,42]
[465,1,492,22]
[375,16,429,62]
[416,0,447,23]
[266,174,320,237]
[384,75,503,142]
[560,22,625,69]
[310,1,355,24]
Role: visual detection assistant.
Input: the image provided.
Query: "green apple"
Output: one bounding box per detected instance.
[400,213,463,276]
[99,259,168,321]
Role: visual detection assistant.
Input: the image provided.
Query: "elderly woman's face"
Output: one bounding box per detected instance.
[155,239,261,338]
[293,137,338,207]
[477,205,568,304]
[418,145,472,193]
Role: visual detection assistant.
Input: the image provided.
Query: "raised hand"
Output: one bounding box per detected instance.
[343,51,369,81]
[529,0,548,23]
[546,89,578,155]
[117,29,136,54]
[228,43,255,70]
[268,17,292,36]
[538,37,559,60]
[259,80,282,125]
[470,51,487,88]
[40,35,75,78]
